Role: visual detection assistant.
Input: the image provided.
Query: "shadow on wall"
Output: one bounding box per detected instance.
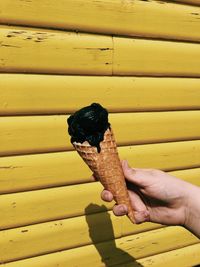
[85,204,143,267]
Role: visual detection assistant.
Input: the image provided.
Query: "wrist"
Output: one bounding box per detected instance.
[183,182,200,237]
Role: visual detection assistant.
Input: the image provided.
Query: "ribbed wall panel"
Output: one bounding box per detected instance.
[1,0,200,265]
[0,0,200,41]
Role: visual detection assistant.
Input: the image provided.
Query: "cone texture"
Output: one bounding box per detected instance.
[73,128,135,223]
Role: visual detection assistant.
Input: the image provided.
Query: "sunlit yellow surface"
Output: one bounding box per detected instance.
[0,168,199,230]
[0,111,200,156]
[0,141,200,193]
[1,0,200,266]
[139,243,200,267]
[1,75,200,115]
[0,0,200,41]
[1,226,198,265]
[1,26,200,76]
[3,243,200,267]
[0,26,112,75]
[113,37,200,76]
[0,212,159,263]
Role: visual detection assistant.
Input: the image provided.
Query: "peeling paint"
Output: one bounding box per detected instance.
[73,47,113,51]
[8,31,26,35]
[0,166,22,169]
[99,48,112,51]
[0,42,21,48]
[5,31,51,43]
[21,229,28,233]
[12,202,16,208]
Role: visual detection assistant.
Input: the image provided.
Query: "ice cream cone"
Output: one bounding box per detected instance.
[73,128,135,223]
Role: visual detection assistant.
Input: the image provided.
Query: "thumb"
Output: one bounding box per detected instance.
[121,160,146,188]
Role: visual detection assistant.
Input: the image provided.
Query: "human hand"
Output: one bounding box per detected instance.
[101,160,191,226]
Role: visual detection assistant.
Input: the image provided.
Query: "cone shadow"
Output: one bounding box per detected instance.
[85,204,143,267]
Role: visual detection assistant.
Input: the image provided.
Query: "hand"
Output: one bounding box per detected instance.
[101,160,190,226]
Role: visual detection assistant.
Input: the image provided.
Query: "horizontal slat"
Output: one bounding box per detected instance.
[0,167,200,229]
[1,26,200,76]
[1,111,200,156]
[114,243,200,266]
[0,26,112,75]
[0,183,110,229]
[138,243,200,267]
[0,213,160,263]
[0,1,200,41]
[170,168,200,186]
[1,226,198,265]
[113,37,200,77]
[123,140,200,171]
[0,140,200,193]
[0,115,68,156]
[1,75,200,115]
[3,243,200,267]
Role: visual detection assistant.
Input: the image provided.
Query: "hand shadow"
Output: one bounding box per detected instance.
[85,204,143,267]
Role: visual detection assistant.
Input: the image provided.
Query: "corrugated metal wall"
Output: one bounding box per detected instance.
[0,0,200,266]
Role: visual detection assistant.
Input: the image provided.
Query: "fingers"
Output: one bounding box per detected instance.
[101,188,150,224]
[100,161,152,224]
[113,204,128,216]
[114,189,150,223]
[112,204,150,224]
[101,190,113,202]
[101,191,128,216]
[128,189,147,212]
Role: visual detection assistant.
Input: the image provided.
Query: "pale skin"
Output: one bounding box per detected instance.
[101,160,200,238]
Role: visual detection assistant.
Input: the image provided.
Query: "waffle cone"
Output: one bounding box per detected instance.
[73,128,135,223]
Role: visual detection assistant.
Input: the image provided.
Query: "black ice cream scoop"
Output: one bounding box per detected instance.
[67,103,110,152]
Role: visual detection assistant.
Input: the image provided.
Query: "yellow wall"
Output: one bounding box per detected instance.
[0,0,200,266]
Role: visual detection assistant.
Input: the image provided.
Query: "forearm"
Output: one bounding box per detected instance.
[184,183,200,238]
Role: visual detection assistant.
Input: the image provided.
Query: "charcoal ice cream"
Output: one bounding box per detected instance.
[67,103,110,152]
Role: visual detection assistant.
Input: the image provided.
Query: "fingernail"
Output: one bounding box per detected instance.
[105,192,113,202]
[104,192,110,199]
[119,205,127,215]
